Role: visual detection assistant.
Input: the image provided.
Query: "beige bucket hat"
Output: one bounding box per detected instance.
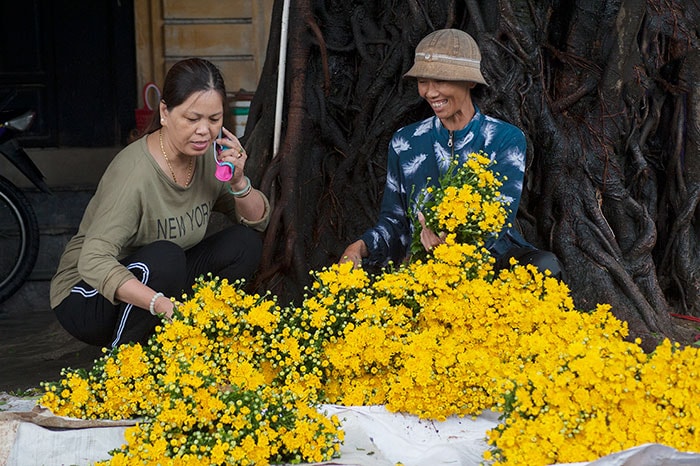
[404,29,488,85]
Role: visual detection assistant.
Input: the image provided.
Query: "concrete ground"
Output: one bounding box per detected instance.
[0,147,119,393]
[0,311,104,393]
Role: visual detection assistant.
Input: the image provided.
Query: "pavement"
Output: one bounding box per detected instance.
[0,308,103,393]
[0,146,118,394]
[0,187,103,394]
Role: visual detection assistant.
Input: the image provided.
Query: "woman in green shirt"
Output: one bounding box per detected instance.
[51,58,270,349]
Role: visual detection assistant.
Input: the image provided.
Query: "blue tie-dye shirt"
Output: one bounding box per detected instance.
[360,105,532,266]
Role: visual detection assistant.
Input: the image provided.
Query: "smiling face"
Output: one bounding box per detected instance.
[160,89,225,157]
[417,79,476,131]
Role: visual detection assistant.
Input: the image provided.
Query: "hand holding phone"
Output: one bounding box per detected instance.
[213,128,234,181]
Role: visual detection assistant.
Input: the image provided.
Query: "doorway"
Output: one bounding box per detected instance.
[0,0,136,147]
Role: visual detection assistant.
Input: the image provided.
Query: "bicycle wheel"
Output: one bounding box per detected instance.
[0,175,40,304]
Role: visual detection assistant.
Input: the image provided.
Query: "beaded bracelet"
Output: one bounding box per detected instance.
[227,176,252,198]
[149,292,164,315]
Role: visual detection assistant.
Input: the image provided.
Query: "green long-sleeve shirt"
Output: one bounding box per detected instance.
[50,136,269,308]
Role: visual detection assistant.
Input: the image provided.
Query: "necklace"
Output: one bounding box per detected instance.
[159,128,193,186]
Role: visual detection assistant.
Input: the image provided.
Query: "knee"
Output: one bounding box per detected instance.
[522,250,567,281]
[135,241,187,290]
[238,229,263,271]
[149,240,187,270]
[218,227,263,281]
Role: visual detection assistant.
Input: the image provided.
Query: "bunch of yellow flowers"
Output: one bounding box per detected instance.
[410,151,508,261]
[304,251,700,464]
[41,280,343,465]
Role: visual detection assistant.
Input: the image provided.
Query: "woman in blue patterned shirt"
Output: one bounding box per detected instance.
[339,29,564,280]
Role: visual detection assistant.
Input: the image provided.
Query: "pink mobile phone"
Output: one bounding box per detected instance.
[213,128,234,181]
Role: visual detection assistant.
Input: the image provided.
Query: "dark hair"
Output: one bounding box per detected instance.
[140,58,227,137]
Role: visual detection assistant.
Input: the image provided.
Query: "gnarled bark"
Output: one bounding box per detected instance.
[245,0,700,349]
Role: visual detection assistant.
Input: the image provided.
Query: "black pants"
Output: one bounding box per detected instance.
[493,246,566,281]
[54,225,262,349]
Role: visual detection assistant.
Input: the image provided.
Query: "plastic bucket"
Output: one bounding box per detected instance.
[135,83,161,134]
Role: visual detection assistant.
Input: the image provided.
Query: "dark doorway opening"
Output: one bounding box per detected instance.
[0,0,136,147]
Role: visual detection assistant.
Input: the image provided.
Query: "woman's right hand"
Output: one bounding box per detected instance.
[417,212,445,251]
[339,240,368,268]
[153,294,175,321]
[115,279,176,322]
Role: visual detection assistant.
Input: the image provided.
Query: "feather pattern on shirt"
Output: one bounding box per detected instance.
[405,153,428,176]
[386,172,399,194]
[392,136,411,154]
[414,118,433,137]
[455,131,474,151]
[482,120,498,147]
[435,142,451,172]
[503,146,526,173]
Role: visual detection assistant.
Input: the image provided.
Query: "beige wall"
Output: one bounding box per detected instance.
[133,0,274,107]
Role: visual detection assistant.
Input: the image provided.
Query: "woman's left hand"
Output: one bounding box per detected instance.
[216,126,248,190]
[215,126,266,221]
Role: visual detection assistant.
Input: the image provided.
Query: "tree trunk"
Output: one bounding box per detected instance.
[244,0,699,349]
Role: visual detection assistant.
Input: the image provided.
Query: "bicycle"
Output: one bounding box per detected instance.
[0,91,50,306]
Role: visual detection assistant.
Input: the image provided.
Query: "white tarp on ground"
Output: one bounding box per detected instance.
[1,396,700,466]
